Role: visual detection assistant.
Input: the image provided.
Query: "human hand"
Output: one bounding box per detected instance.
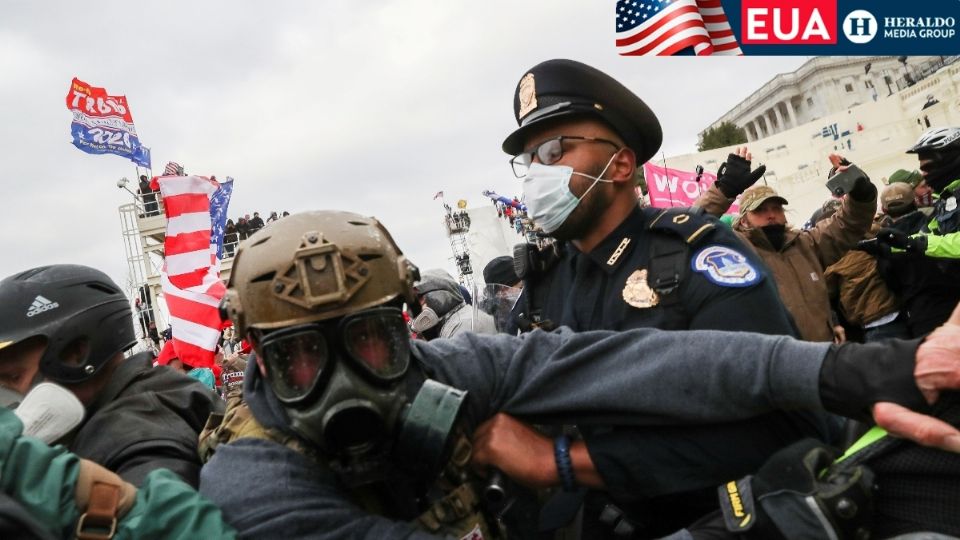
[832,325,847,344]
[854,238,890,258]
[716,147,766,198]
[916,302,960,404]
[470,413,557,489]
[717,439,875,539]
[875,227,927,256]
[871,402,960,453]
[871,303,960,453]
[827,153,851,175]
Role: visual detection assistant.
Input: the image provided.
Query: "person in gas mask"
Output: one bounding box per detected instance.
[695,149,877,342]
[409,268,495,339]
[195,209,960,539]
[0,265,224,488]
[859,127,960,338]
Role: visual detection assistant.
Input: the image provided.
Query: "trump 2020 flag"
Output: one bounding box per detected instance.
[151,174,225,369]
[210,177,234,260]
[616,0,741,56]
[66,78,151,168]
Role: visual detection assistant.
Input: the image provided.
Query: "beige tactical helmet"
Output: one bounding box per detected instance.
[224,210,420,337]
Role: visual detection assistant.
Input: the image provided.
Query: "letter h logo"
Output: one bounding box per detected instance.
[849,17,871,36]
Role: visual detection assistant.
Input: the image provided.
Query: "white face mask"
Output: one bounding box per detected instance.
[521,153,617,234]
[410,306,441,333]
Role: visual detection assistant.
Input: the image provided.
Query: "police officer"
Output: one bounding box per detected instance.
[495,58,823,535]
[194,209,953,539]
[863,127,960,337]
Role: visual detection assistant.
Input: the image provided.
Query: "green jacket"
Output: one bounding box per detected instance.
[921,178,960,258]
[0,408,236,539]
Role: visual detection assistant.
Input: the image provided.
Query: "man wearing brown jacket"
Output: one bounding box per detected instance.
[825,183,918,342]
[695,149,877,341]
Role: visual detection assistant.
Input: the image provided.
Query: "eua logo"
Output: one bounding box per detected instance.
[741,0,838,45]
[843,10,877,44]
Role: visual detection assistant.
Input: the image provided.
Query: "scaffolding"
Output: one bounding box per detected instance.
[443,206,474,290]
[119,199,164,354]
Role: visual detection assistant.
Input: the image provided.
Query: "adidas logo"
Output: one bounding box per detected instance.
[26,295,60,317]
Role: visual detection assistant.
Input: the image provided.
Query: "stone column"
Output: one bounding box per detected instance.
[773,105,787,133]
[767,109,779,135]
[745,120,757,141]
[785,99,798,128]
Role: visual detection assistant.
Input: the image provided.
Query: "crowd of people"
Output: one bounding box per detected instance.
[223,211,288,257]
[1,59,959,539]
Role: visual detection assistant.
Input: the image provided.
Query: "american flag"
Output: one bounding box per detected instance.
[151,174,226,369]
[433,190,444,200]
[616,0,741,56]
[210,177,234,260]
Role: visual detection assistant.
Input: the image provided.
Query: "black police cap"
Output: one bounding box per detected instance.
[501,59,662,163]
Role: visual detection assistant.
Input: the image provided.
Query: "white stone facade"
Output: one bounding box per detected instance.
[701,56,953,142]
[667,60,960,226]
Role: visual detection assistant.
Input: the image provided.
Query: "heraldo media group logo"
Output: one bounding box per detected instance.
[872,14,957,41]
[734,0,958,52]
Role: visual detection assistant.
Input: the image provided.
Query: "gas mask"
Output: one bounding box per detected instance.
[522,153,616,233]
[410,306,441,334]
[259,307,466,487]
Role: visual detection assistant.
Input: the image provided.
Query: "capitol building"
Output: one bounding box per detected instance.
[664,56,960,223]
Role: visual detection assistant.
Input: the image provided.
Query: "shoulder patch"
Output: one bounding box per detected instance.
[691,245,761,287]
[648,208,716,245]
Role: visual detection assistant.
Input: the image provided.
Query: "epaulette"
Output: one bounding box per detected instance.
[646,207,716,245]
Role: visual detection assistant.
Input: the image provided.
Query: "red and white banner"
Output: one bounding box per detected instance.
[643,162,739,214]
[151,175,225,369]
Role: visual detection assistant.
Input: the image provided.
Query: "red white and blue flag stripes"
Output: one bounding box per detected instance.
[151,174,226,368]
[616,0,741,56]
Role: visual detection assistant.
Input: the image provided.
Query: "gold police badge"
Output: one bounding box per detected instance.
[623,269,659,308]
[518,73,537,119]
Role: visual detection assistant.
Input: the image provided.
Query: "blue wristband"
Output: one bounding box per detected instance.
[554,435,576,492]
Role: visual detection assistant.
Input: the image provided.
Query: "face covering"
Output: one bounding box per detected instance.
[761,224,787,250]
[522,152,617,233]
[410,306,441,334]
[915,191,935,208]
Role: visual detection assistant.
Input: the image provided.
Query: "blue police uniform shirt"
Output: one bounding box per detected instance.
[518,205,830,537]
[529,205,798,335]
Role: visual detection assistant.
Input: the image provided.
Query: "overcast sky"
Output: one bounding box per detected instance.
[0,1,810,291]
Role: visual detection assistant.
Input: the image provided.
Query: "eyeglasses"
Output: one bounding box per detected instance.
[510,136,621,178]
[259,307,410,404]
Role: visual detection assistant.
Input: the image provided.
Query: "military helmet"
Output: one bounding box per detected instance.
[224,210,420,337]
[0,265,136,384]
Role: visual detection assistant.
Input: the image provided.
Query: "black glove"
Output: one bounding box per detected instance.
[716,154,766,198]
[875,227,927,256]
[819,338,930,423]
[716,439,876,540]
[826,164,876,201]
[854,238,893,258]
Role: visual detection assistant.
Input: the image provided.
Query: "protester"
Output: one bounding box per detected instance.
[695,150,877,341]
[247,212,265,235]
[0,265,223,488]
[824,184,910,343]
[195,209,960,539]
[410,268,495,338]
[860,127,960,337]
[224,219,239,258]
